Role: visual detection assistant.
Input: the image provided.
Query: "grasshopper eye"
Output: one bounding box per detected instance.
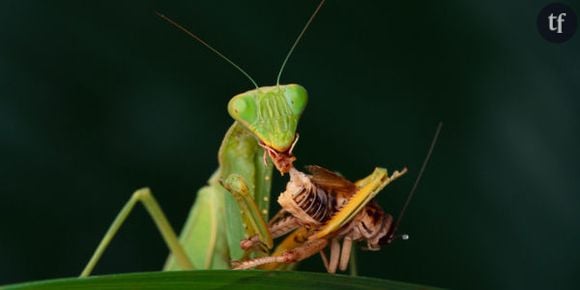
[228,94,257,124]
[284,84,308,115]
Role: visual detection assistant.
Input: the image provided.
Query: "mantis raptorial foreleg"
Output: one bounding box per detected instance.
[80,188,193,277]
[221,174,273,253]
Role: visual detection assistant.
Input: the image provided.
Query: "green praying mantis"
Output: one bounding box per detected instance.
[80,0,440,276]
[80,1,321,276]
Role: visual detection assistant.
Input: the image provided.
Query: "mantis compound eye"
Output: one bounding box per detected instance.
[228,95,257,124]
[284,84,308,115]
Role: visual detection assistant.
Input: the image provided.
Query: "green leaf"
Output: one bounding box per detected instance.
[1,270,444,290]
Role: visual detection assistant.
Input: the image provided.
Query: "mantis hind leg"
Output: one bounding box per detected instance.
[80,188,192,277]
[164,182,231,270]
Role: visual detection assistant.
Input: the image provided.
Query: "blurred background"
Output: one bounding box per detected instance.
[1,0,579,289]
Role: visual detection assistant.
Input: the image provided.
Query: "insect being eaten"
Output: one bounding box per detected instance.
[79,0,441,277]
[233,166,407,273]
[232,123,441,273]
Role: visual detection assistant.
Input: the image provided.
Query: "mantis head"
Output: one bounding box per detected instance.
[156,2,322,173]
[228,84,307,173]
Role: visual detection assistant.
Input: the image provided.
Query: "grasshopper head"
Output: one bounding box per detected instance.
[228,84,307,172]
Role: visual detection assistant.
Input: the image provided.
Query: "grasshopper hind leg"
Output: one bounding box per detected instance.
[232,238,328,270]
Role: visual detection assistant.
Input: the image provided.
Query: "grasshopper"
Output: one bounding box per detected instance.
[80,1,325,277]
[233,122,442,273]
[232,165,408,273]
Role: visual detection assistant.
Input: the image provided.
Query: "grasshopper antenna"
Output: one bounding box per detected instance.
[386,122,443,243]
[155,11,259,89]
[276,0,325,85]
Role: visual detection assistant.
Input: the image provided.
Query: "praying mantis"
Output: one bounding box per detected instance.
[80,1,322,277]
[80,0,439,277]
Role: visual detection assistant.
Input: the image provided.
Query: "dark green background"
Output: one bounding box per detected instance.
[1,1,579,289]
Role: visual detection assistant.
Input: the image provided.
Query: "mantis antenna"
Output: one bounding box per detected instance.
[155,11,259,89]
[276,0,326,85]
[387,122,443,243]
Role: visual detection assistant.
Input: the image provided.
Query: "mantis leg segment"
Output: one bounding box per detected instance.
[164,181,231,270]
[222,174,273,252]
[233,238,328,270]
[80,188,192,277]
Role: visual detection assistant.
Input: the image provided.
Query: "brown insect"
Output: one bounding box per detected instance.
[234,123,443,273]
[233,165,407,273]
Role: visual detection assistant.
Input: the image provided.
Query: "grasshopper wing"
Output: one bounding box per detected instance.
[310,167,407,240]
[305,165,357,198]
